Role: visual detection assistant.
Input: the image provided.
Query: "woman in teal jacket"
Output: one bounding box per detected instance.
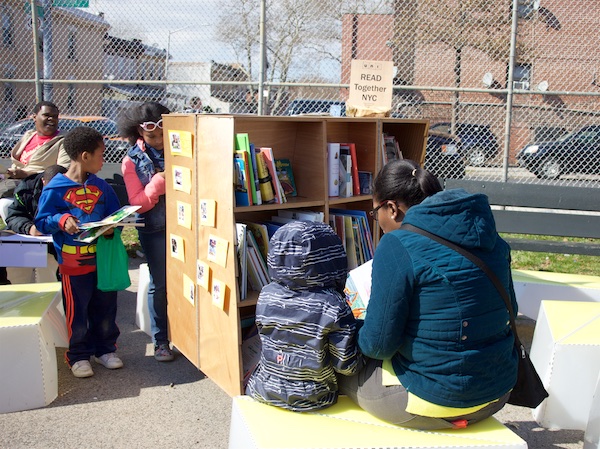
[339,159,518,430]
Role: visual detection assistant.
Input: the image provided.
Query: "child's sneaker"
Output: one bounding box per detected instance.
[94,352,124,369]
[71,360,94,378]
[154,343,174,362]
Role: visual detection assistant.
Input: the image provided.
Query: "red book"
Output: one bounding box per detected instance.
[341,143,360,196]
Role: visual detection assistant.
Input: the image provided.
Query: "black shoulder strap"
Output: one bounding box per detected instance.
[400,223,522,349]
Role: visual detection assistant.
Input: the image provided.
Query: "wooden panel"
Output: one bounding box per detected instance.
[163,114,200,367]
[195,115,244,396]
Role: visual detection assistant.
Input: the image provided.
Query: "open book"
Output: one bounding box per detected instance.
[343,259,372,320]
[76,205,141,243]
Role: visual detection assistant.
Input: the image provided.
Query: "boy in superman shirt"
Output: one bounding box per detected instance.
[35,126,123,378]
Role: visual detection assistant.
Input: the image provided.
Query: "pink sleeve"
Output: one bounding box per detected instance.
[121,157,166,214]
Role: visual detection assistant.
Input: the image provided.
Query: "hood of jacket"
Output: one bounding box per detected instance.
[403,188,498,251]
[267,221,348,291]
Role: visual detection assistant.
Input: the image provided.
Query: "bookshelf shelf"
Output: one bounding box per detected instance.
[163,114,427,397]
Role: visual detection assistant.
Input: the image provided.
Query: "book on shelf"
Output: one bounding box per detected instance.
[338,152,353,198]
[340,143,360,196]
[241,327,261,386]
[358,171,373,195]
[259,147,286,204]
[235,133,260,205]
[329,208,374,269]
[246,230,270,289]
[235,223,248,300]
[343,259,373,320]
[75,205,141,243]
[327,142,340,197]
[245,222,269,262]
[381,133,403,166]
[276,209,324,223]
[234,151,252,207]
[275,158,297,197]
[249,144,262,205]
[254,151,276,204]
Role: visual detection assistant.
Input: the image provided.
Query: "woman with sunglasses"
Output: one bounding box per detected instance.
[338,158,519,429]
[118,102,174,362]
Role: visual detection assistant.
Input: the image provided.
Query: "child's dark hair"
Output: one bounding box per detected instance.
[42,164,67,183]
[117,101,171,145]
[33,101,59,114]
[373,159,442,208]
[63,126,104,160]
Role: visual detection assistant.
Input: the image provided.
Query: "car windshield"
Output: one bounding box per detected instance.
[60,118,118,137]
[2,121,34,135]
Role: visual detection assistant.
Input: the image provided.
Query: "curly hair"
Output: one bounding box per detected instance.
[63,126,104,161]
[117,102,171,145]
[373,159,442,208]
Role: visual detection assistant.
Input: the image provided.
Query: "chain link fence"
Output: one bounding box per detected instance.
[1,0,599,187]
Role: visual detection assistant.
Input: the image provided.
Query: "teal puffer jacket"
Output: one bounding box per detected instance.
[359,188,518,408]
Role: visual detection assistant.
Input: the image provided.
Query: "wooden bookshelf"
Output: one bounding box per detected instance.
[162,114,428,397]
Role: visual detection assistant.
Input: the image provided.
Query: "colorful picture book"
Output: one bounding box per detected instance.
[76,205,141,243]
[275,159,297,197]
[344,259,372,320]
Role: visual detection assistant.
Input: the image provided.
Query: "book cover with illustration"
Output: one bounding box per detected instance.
[76,205,141,243]
[275,158,297,197]
[343,259,372,320]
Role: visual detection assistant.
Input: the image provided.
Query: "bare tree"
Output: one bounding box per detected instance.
[217,0,389,114]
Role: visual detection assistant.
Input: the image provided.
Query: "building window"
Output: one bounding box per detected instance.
[68,31,77,60]
[512,63,531,90]
[1,8,13,47]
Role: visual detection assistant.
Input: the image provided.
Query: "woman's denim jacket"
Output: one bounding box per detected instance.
[127,143,166,233]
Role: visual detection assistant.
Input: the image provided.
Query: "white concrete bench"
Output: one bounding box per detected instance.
[229,395,527,449]
[0,282,67,413]
[530,300,600,431]
[512,269,600,320]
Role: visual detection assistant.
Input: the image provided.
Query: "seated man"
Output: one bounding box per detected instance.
[4,165,67,283]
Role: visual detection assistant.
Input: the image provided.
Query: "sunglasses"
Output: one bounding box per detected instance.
[139,119,163,132]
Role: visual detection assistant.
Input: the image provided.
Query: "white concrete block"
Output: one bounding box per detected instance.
[512,269,600,320]
[584,372,600,449]
[0,283,66,413]
[135,262,152,337]
[531,300,600,430]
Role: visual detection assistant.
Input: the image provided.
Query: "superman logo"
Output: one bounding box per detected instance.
[64,185,103,213]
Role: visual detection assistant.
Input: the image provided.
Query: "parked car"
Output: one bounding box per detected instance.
[286,99,346,116]
[0,115,128,162]
[516,125,600,180]
[424,131,465,179]
[429,122,499,167]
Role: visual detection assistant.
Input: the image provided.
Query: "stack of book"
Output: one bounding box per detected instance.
[327,142,370,198]
[234,133,297,207]
[329,209,374,269]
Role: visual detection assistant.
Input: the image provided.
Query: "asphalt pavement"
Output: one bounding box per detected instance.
[0,258,586,449]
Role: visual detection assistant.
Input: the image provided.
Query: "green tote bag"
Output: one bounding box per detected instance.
[96,227,131,292]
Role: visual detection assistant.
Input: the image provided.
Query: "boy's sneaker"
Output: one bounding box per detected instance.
[154,344,174,362]
[94,352,124,369]
[71,360,94,378]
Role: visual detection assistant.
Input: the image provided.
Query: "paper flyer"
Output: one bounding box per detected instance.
[176,201,192,229]
[169,130,193,158]
[169,234,185,262]
[196,259,211,290]
[183,273,195,305]
[211,278,227,310]
[207,234,229,268]
[173,165,192,194]
[199,199,216,227]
